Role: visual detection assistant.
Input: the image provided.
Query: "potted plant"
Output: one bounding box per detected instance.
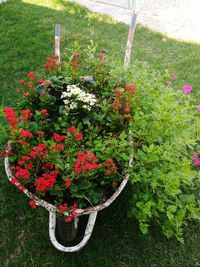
[2,51,135,251]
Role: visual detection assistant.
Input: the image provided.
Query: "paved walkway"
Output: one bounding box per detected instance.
[71,0,200,43]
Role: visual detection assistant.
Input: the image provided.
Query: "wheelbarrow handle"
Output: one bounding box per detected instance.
[49,211,98,252]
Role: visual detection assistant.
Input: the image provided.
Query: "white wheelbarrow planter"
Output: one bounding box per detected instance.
[4,13,137,252]
[4,151,133,252]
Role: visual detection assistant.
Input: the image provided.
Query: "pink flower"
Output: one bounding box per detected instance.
[193,153,200,165]
[183,84,192,94]
[170,73,177,80]
[196,105,200,111]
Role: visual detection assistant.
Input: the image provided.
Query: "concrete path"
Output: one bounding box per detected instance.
[71,0,200,43]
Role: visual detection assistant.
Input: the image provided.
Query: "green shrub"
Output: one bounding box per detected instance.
[110,64,200,241]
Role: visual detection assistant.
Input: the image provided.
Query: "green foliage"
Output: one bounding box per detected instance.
[111,64,200,241]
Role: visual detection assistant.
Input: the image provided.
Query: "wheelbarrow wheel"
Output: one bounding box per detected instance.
[56,215,78,242]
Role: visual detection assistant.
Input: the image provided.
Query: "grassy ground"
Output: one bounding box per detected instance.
[1,0,200,266]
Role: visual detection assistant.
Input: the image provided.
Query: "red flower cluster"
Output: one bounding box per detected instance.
[27,72,35,81]
[21,109,33,122]
[103,158,117,175]
[3,107,19,129]
[73,52,81,59]
[67,126,83,141]
[112,84,136,121]
[75,132,83,141]
[53,132,66,142]
[40,109,48,116]
[65,178,72,187]
[35,170,59,192]
[66,204,78,222]
[125,83,136,94]
[41,163,54,170]
[20,129,33,139]
[29,143,48,157]
[74,150,100,174]
[58,203,78,223]
[67,126,76,132]
[43,56,65,72]
[71,61,79,71]
[15,168,30,179]
[18,155,31,165]
[51,143,64,152]
[38,131,44,137]
[114,89,124,95]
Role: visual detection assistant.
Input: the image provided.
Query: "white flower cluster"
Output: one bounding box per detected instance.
[61,84,97,113]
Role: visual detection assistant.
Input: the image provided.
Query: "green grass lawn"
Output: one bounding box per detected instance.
[1,1,200,266]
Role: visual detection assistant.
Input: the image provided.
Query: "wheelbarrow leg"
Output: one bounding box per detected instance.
[49,211,98,252]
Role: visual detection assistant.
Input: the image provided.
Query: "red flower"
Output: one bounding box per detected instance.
[19,129,33,139]
[40,109,48,116]
[44,80,52,85]
[98,53,104,60]
[15,168,30,179]
[29,200,37,209]
[44,56,65,72]
[27,72,35,81]
[65,178,72,187]
[21,109,33,122]
[73,52,81,59]
[66,216,72,222]
[75,132,83,141]
[122,114,132,120]
[114,89,123,95]
[67,126,76,133]
[29,143,48,157]
[71,61,79,71]
[38,131,44,137]
[41,163,54,170]
[124,107,130,113]
[103,158,117,175]
[3,107,19,129]
[12,177,18,185]
[51,143,64,151]
[18,155,30,165]
[19,79,25,85]
[106,169,111,175]
[35,170,59,192]
[18,140,29,147]
[53,132,66,142]
[38,79,45,84]
[125,84,136,90]
[34,143,47,151]
[74,150,100,174]
[58,203,67,213]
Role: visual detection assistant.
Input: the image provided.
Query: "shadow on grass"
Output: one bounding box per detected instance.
[0,1,200,266]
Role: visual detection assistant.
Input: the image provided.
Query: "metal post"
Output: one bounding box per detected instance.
[55,24,60,62]
[124,1,137,67]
